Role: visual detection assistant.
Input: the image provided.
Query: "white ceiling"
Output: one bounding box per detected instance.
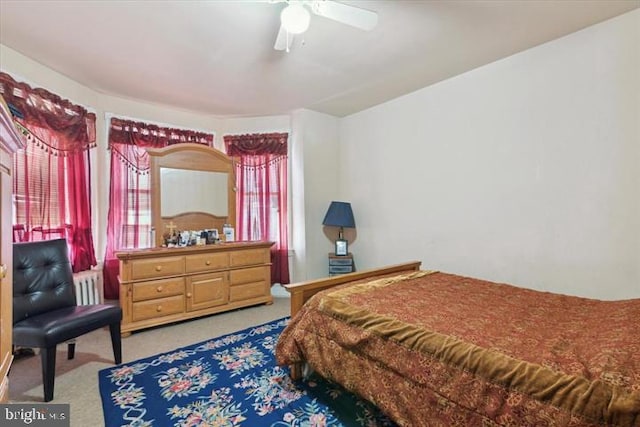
[1,0,638,118]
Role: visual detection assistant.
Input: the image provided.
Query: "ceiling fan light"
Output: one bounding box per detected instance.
[281,3,310,34]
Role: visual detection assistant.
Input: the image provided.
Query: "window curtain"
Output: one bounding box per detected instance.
[224,133,289,285]
[103,118,213,299]
[0,72,97,272]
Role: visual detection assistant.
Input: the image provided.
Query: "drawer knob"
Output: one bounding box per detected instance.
[0,264,6,279]
[156,305,162,312]
[205,260,211,266]
[155,265,162,272]
[156,286,163,292]
[186,292,192,298]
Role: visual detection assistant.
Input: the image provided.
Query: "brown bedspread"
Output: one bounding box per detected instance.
[276,271,640,426]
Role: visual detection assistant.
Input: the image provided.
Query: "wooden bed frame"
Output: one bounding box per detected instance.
[282,261,422,379]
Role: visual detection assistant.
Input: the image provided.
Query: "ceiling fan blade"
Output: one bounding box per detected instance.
[274,24,294,51]
[311,0,378,31]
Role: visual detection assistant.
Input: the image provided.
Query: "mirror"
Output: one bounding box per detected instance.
[160,168,228,217]
[148,143,236,247]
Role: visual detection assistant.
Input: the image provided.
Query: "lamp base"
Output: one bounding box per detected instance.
[335,239,348,256]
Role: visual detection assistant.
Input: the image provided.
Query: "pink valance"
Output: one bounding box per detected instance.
[109,117,214,174]
[224,132,288,156]
[0,72,96,154]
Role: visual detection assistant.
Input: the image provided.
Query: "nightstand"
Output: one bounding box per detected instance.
[328,253,354,276]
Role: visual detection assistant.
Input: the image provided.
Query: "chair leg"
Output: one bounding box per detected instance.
[109,322,122,365]
[67,341,76,360]
[40,346,57,402]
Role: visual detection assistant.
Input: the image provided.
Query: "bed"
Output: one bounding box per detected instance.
[275,262,640,426]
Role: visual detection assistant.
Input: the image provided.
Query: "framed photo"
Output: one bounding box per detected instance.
[335,239,348,256]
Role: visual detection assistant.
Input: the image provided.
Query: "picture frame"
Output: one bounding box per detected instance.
[335,239,348,256]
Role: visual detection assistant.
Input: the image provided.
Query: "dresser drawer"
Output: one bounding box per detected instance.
[185,252,229,273]
[230,248,268,267]
[132,295,185,322]
[329,265,353,273]
[230,282,267,302]
[230,266,268,286]
[329,257,353,266]
[131,256,184,280]
[132,277,184,302]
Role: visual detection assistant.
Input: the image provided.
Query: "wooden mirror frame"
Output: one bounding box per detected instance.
[148,143,236,247]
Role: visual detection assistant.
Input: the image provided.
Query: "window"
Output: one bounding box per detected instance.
[240,171,282,243]
[224,133,290,284]
[121,178,152,249]
[1,71,97,272]
[13,142,64,237]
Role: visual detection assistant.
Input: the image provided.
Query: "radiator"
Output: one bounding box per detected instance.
[73,269,103,305]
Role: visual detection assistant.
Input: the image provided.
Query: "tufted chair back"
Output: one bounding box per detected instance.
[13,238,76,324]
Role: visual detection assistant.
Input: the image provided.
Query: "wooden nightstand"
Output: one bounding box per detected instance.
[328,253,354,276]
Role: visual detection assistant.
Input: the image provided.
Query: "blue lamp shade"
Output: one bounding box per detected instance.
[322,201,355,229]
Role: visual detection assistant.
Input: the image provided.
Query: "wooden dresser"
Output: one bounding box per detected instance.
[0,95,25,402]
[116,241,273,336]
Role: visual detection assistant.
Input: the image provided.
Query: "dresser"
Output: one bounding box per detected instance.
[0,95,25,402]
[116,241,273,336]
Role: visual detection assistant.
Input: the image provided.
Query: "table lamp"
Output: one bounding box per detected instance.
[322,201,355,256]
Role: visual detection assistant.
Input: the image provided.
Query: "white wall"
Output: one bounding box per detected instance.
[339,10,640,300]
[290,109,340,281]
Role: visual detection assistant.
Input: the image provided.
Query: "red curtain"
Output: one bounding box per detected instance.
[0,72,97,272]
[103,118,213,299]
[224,133,289,285]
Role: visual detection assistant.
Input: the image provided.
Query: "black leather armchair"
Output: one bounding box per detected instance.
[13,239,122,402]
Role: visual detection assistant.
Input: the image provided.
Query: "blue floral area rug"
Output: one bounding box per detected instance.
[99,317,396,426]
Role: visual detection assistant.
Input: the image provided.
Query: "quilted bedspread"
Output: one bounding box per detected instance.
[275,271,640,426]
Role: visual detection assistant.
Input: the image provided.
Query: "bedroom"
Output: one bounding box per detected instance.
[0,1,639,425]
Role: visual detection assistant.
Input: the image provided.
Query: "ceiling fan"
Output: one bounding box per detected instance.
[271,0,378,52]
